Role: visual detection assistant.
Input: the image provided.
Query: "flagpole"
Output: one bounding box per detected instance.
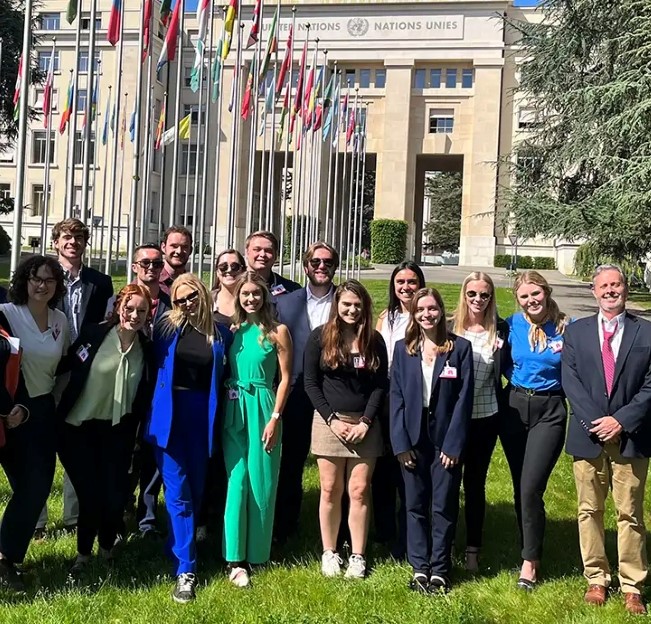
[39,37,56,256]
[344,91,359,279]
[105,0,125,275]
[336,87,349,283]
[114,92,128,271]
[169,0,186,226]
[313,50,326,242]
[158,83,170,238]
[257,82,268,231]
[245,33,263,234]
[98,84,111,269]
[139,68,155,246]
[332,80,343,247]
[278,7,295,278]
[324,64,337,245]
[351,104,363,276]
[356,106,368,280]
[306,41,320,246]
[89,60,103,266]
[190,49,206,272]
[266,0,281,233]
[183,106,192,225]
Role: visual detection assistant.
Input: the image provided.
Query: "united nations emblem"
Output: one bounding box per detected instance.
[347,18,369,37]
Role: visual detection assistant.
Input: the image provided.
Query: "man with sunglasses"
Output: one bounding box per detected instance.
[273,242,339,541]
[244,230,300,297]
[132,244,172,328]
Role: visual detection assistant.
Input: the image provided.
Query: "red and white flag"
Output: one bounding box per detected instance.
[13,54,23,121]
[157,0,182,72]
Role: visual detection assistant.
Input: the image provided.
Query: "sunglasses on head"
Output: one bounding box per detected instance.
[308,258,335,269]
[173,290,199,307]
[465,290,491,301]
[217,261,244,274]
[135,259,164,269]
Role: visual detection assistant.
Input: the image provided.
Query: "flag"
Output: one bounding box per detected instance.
[157,0,181,73]
[258,7,279,82]
[43,44,56,128]
[162,126,176,145]
[197,0,210,43]
[110,97,117,134]
[160,0,172,26]
[211,39,223,102]
[292,39,307,116]
[241,58,257,120]
[302,50,316,122]
[142,0,153,62]
[190,40,204,93]
[277,84,290,145]
[222,0,237,61]
[275,25,293,99]
[12,54,23,121]
[305,63,322,129]
[107,0,122,46]
[259,75,275,135]
[179,113,192,140]
[312,104,323,132]
[346,107,355,145]
[102,90,112,145]
[322,70,335,110]
[81,75,98,130]
[129,108,136,142]
[59,76,74,134]
[323,78,339,141]
[154,104,165,150]
[120,103,127,150]
[66,0,78,23]
[246,0,261,48]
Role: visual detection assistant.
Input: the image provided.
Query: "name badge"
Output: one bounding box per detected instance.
[271,284,287,296]
[495,337,504,350]
[76,345,90,362]
[549,340,563,354]
[52,325,61,341]
[228,389,240,400]
[353,356,366,369]
[440,365,458,379]
[7,337,20,355]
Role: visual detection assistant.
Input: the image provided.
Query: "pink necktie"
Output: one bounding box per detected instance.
[602,323,617,396]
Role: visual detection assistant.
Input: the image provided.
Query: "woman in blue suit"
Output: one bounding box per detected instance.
[145,273,232,604]
[390,287,474,594]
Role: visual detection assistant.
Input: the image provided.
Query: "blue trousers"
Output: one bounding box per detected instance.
[155,390,210,576]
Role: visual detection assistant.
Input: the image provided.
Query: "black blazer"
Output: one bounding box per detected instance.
[56,321,156,423]
[269,271,301,298]
[562,312,651,458]
[275,287,312,387]
[57,265,114,330]
[390,333,474,459]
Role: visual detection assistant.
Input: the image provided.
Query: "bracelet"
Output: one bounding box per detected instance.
[271,412,281,420]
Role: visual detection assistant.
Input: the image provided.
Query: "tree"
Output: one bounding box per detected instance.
[424,171,462,253]
[503,0,651,264]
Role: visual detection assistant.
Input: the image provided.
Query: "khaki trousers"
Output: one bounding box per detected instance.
[573,443,648,594]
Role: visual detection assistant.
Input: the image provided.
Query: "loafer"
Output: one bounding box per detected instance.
[624,593,647,616]
[584,584,606,606]
[516,577,536,592]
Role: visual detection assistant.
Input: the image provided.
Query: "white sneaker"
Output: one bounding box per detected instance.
[321,550,343,577]
[228,566,250,588]
[344,554,366,579]
[172,572,197,603]
[196,526,208,542]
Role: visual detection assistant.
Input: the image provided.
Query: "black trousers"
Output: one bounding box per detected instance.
[134,440,163,533]
[504,388,567,561]
[402,431,462,576]
[59,417,138,556]
[197,451,227,534]
[0,394,56,564]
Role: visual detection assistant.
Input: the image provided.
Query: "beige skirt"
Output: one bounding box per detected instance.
[311,410,383,458]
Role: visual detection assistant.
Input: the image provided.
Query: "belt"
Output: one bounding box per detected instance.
[511,386,564,398]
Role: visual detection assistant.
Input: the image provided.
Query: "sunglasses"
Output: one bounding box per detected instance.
[173,290,199,307]
[135,259,164,270]
[217,262,244,274]
[465,290,491,301]
[308,258,335,269]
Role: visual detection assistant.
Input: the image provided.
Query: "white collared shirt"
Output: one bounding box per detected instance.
[306,284,334,330]
[598,310,626,360]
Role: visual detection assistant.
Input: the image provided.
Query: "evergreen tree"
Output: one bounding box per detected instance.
[424,171,462,253]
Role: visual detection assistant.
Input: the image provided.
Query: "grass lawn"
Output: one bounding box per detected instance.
[0,277,648,622]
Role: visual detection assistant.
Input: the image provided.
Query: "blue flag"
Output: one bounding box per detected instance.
[102,89,111,146]
[129,109,136,142]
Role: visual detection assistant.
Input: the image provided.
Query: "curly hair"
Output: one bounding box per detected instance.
[107,284,153,327]
[9,255,66,308]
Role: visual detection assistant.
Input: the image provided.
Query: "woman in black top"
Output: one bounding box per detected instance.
[210,249,246,326]
[304,280,388,580]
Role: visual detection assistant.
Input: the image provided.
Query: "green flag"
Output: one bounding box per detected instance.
[211,39,223,103]
[66,0,78,24]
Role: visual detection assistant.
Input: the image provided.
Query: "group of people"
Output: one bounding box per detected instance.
[0,220,649,616]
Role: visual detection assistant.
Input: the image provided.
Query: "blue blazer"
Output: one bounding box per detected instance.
[562,312,651,458]
[145,316,232,457]
[390,334,474,459]
[275,287,311,386]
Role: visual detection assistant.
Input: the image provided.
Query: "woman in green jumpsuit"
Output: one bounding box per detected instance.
[222,272,293,587]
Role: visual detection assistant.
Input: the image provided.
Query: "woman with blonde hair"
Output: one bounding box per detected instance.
[450,272,512,572]
[390,288,473,593]
[505,270,569,591]
[222,272,292,588]
[145,273,232,603]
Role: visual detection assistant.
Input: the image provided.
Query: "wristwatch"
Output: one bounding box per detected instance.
[271,412,281,420]
[359,416,372,428]
[326,412,338,426]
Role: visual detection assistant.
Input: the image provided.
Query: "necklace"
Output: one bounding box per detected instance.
[421,340,437,365]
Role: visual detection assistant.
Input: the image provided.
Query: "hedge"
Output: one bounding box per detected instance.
[370,219,407,264]
[494,254,556,270]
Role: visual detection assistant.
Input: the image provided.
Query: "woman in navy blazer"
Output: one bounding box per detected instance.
[390,287,473,594]
[145,273,232,604]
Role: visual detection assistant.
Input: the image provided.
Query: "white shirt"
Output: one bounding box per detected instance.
[0,303,69,397]
[421,357,435,408]
[380,311,410,371]
[598,310,626,360]
[306,284,334,330]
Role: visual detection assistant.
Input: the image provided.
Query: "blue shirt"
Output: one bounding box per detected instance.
[506,312,565,391]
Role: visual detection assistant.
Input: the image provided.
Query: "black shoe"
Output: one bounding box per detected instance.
[33,528,46,541]
[172,573,197,604]
[140,528,163,541]
[0,559,26,594]
[517,577,537,592]
[428,574,451,594]
[408,572,429,594]
[63,523,77,535]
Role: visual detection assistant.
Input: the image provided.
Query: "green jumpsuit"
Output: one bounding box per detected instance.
[222,322,281,564]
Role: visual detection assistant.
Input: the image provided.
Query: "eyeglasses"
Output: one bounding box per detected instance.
[135,259,164,270]
[29,276,57,287]
[217,262,244,274]
[465,290,491,301]
[173,290,199,307]
[308,258,335,269]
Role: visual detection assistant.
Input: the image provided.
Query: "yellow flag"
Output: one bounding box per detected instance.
[178,113,192,140]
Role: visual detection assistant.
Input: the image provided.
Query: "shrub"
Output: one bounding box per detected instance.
[370,220,407,264]
[573,241,643,282]
[0,227,11,255]
[533,257,556,270]
[493,254,553,270]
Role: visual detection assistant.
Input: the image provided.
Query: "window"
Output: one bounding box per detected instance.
[81,13,102,30]
[291,70,299,88]
[445,69,457,88]
[182,105,206,123]
[40,13,60,30]
[345,69,355,87]
[518,108,540,130]
[0,184,10,201]
[73,131,96,165]
[77,89,87,112]
[413,69,426,89]
[31,184,51,217]
[428,109,454,134]
[37,51,60,73]
[180,145,204,171]
[34,88,59,111]
[516,153,543,183]
[0,144,15,164]
[374,69,386,89]
[79,51,101,73]
[359,69,371,89]
[461,68,474,89]
[429,69,442,88]
[31,130,55,164]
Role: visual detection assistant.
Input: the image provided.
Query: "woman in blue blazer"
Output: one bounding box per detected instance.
[145,273,232,604]
[390,287,474,594]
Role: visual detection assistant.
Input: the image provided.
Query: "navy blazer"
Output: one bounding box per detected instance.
[275,287,312,387]
[562,312,651,458]
[269,271,301,298]
[144,316,232,457]
[390,334,474,459]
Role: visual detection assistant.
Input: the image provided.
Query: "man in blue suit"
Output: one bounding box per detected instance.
[274,242,339,541]
[562,264,651,615]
